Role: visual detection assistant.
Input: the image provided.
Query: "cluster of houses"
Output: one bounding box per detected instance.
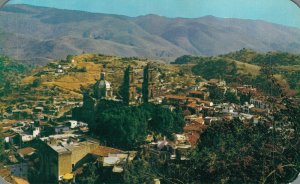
[139,78,277,161]
[1,98,82,123]
[0,119,94,183]
[42,60,74,76]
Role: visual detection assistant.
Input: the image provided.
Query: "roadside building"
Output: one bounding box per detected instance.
[38,134,99,182]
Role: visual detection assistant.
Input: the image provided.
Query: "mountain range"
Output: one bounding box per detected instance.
[1,4,300,65]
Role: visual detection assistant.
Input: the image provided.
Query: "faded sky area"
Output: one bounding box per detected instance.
[8,0,300,28]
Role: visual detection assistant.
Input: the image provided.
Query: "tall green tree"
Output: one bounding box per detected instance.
[142,65,149,103]
[121,66,131,105]
[72,92,95,125]
[0,128,4,161]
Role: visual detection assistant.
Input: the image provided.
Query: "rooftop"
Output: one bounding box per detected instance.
[12,176,30,184]
[90,146,124,157]
[17,147,35,156]
[184,123,207,132]
[40,134,98,154]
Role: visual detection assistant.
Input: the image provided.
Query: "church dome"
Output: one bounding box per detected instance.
[98,80,111,89]
[94,72,113,99]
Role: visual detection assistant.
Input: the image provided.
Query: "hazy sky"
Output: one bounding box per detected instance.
[9,0,300,28]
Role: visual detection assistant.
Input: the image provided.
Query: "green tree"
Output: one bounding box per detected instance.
[121,66,131,105]
[66,55,73,63]
[77,163,98,184]
[5,106,13,113]
[142,64,149,103]
[254,67,282,97]
[149,106,185,138]
[224,90,239,104]
[240,92,251,105]
[94,102,149,149]
[32,78,42,88]
[123,160,158,184]
[191,118,299,183]
[0,127,4,161]
[72,92,95,124]
[0,56,30,95]
[192,59,237,81]
[207,85,224,103]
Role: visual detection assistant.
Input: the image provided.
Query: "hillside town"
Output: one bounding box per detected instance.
[0,55,298,184]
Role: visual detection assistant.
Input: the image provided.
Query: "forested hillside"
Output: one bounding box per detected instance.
[174,49,300,96]
[0,56,31,96]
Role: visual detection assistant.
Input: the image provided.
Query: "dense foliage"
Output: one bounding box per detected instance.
[76,163,99,184]
[73,99,185,149]
[94,103,149,148]
[283,71,300,92]
[192,59,238,81]
[142,65,149,103]
[0,128,4,161]
[125,114,299,183]
[72,93,96,124]
[223,49,300,66]
[250,52,300,66]
[0,56,30,96]
[120,66,131,105]
[147,105,185,138]
[191,114,299,183]
[222,49,300,95]
[123,157,192,184]
[173,55,208,64]
[123,160,157,184]
[175,51,300,96]
[205,86,239,104]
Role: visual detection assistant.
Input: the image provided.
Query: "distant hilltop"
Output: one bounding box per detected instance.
[1,4,300,65]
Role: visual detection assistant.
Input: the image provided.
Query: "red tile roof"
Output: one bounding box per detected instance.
[191,117,205,125]
[189,91,204,95]
[185,133,200,146]
[90,146,123,157]
[183,110,191,116]
[184,123,207,132]
[165,95,187,100]
[17,147,35,156]
[186,103,197,109]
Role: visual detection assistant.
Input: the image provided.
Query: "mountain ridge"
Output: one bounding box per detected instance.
[1,4,300,65]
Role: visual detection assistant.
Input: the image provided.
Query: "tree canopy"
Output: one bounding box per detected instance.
[74,100,185,149]
[192,59,238,82]
[191,118,299,183]
[120,66,131,105]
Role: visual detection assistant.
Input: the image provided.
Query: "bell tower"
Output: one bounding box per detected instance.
[128,66,137,102]
[142,63,156,103]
